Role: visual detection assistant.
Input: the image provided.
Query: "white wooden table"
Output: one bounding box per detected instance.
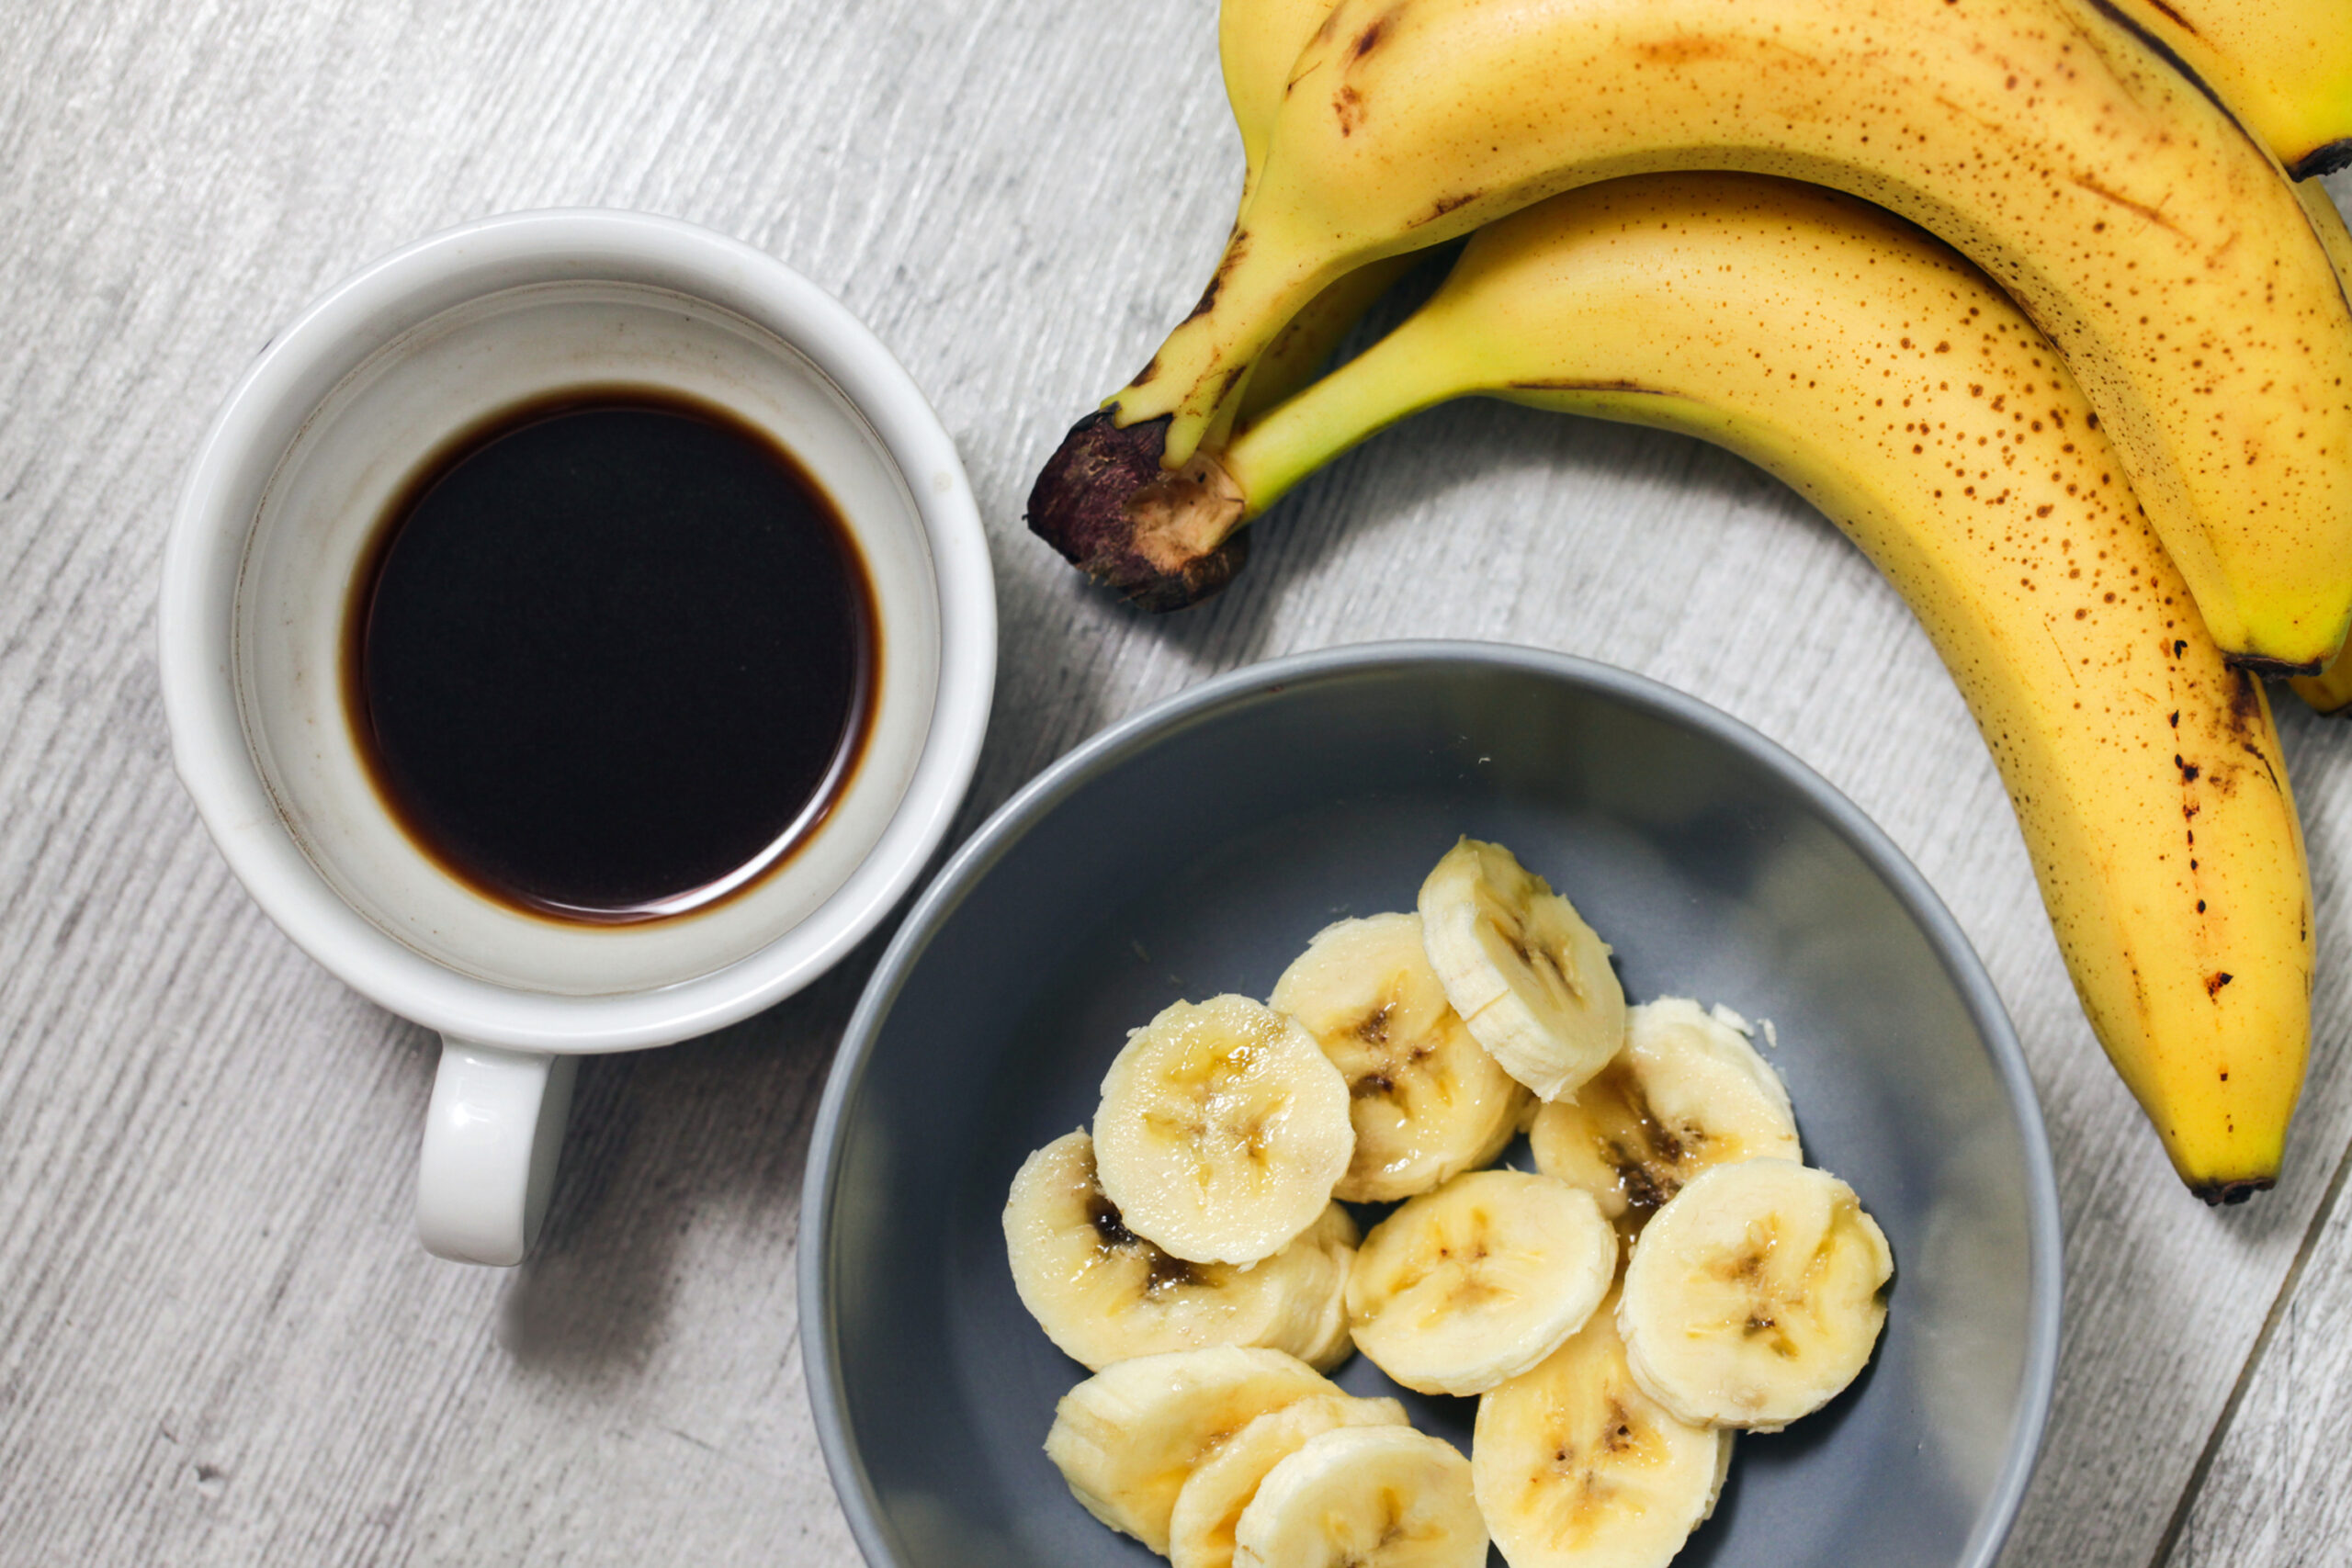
[4,3,2350,1562]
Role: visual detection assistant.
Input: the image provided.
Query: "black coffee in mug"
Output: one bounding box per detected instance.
[345,387,876,923]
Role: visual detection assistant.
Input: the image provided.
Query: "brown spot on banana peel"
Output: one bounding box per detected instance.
[1637,32,1736,65]
[2071,174,2184,237]
[1509,378,1669,394]
[1285,44,1329,102]
[1409,190,1484,229]
[1334,84,1365,137]
[2241,740,2284,796]
[1183,234,1250,326]
[1024,412,1250,611]
[2205,671,2284,797]
[2228,669,2263,725]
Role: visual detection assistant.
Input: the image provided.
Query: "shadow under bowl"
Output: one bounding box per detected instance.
[802,640,2060,1568]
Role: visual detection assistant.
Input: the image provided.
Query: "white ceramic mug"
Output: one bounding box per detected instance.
[159,209,994,1265]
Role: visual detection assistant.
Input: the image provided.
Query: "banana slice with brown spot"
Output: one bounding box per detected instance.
[1345,1168,1616,1396]
[1093,994,1355,1265]
[1531,998,1801,1229]
[1271,911,1531,1201]
[1618,1157,1894,1431]
[1003,1130,1359,1371]
[1418,838,1626,1101]
[1474,1286,1733,1568]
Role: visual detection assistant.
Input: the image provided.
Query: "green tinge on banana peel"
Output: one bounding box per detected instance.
[1231,254,1420,431]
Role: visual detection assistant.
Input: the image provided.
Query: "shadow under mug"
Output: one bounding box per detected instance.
[160,209,995,1265]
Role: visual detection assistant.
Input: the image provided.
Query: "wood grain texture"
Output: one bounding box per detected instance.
[2163,1139,2352,1567]
[0,3,2346,1563]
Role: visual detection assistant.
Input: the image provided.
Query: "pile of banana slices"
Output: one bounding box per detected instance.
[1004,837,1896,1568]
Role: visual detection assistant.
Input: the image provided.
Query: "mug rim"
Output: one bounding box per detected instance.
[158,208,996,1052]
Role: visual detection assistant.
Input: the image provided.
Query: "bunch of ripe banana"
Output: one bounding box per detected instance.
[1009,839,1895,1568]
[1024,0,2352,1201]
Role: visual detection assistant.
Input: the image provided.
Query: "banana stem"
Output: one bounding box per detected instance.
[1225,308,1476,516]
[1235,254,1427,428]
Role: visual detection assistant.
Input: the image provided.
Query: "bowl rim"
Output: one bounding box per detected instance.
[799,637,2062,1568]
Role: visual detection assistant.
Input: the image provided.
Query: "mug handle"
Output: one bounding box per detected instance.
[415,1039,579,1265]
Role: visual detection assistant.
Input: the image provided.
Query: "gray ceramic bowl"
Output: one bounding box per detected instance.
[802,641,2060,1568]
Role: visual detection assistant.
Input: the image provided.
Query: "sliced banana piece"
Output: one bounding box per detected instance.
[1474,1287,1733,1568]
[1169,1391,1408,1568]
[1233,1424,1487,1568]
[1045,1346,1334,1553]
[1003,1130,1359,1371]
[1094,994,1355,1265]
[1272,911,1532,1201]
[1346,1168,1616,1396]
[1531,998,1802,1227]
[1418,838,1626,1101]
[1283,1204,1363,1371]
[1619,1157,1894,1430]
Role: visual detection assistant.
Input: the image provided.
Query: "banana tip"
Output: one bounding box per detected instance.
[2189,1176,2276,1206]
[2223,651,2324,680]
[1025,411,1249,612]
[2290,139,2352,181]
